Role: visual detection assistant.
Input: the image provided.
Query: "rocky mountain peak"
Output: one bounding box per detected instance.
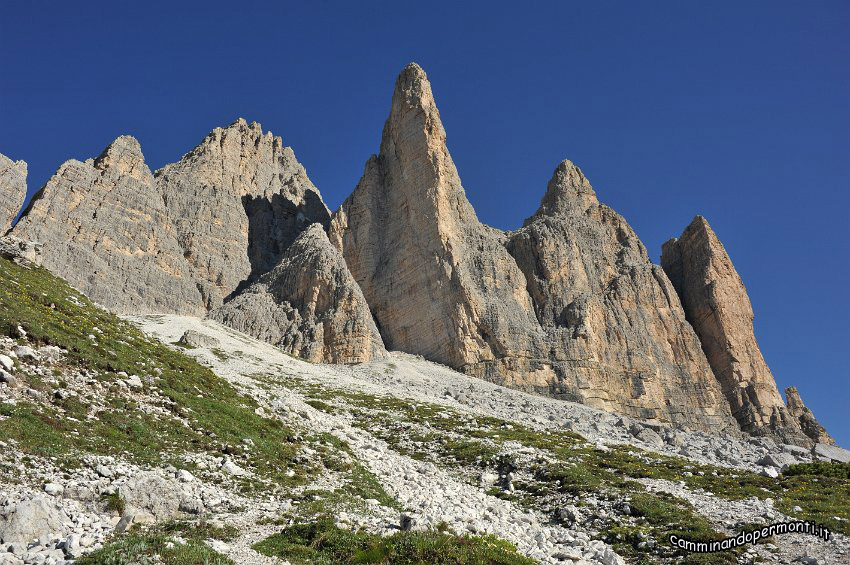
[530,160,598,221]
[661,215,811,444]
[93,135,151,182]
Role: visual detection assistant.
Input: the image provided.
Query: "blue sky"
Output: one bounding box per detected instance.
[2,1,848,445]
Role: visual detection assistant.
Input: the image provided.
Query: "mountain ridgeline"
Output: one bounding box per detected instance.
[0,63,831,447]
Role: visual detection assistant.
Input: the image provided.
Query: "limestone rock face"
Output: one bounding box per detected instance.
[330,63,737,433]
[784,387,833,445]
[156,118,330,309]
[661,216,810,443]
[506,162,736,431]
[213,223,386,363]
[13,137,206,314]
[329,63,546,381]
[0,153,27,233]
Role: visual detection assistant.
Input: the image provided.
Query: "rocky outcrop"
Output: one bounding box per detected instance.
[13,137,206,315]
[156,118,330,310]
[506,161,736,431]
[13,120,331,317]
[330,63,737,433]
[213,223,385,363]
[785,387,833,445]
[661,216,810,443]
[0,153,27,233]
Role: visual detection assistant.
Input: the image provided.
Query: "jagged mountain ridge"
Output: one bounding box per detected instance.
[1,63,833,445]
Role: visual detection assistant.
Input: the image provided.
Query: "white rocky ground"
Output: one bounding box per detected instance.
[1,315,847,564]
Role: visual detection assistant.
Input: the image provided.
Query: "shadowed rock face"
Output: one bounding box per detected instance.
[1,153,27,234]
[661,216,811,444]
[507,162,737,432]
[212,223,386,364]
[156,118,331,309]
[784,387,833,445]
[13,137,206,315]
[330,63,738,433]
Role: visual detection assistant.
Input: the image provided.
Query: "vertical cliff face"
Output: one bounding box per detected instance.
[1,154,27,234]
[506,162,737,431]
[661,216,812,444]
[329,63,549,386]
[13,137,206,314]
[212,223,386,364]
[155,119,331,309]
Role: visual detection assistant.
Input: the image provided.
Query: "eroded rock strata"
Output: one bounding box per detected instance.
[0,153,27,233]
[661,216,812,444]
[13,137,205,315]
[507,162,735,431]
[212,223,386,364]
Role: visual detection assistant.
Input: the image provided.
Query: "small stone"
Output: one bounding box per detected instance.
[0,354,13,372]
[221,460,246,476]
[176,469,194,483]
[95,465,114,478]
[43,483,63,496]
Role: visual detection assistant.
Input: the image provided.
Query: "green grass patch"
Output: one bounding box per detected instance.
[253,518,534,565]
[0,257,308,490]
[76,532,232,565]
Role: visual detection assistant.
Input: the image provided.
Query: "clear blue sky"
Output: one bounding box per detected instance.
[2,1,848,446]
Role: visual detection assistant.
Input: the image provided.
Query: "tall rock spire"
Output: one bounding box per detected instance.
[0,153,27,234]
[662,216,816,444]
[329,63,546,382]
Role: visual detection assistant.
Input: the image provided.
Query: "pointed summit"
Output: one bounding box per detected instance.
[531,160,598,220]
[661,215,814,443]
[94,135,150,181]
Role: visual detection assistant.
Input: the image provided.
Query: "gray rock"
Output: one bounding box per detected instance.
[124,375,143,389]
[0,236,41,266]
[0,372,18,388]
[213,224,386,363]
[635,428,664,447]
[785,387,833,445]
[42,484,62,497]
[812,443,850,463]
[757,452,798,470]
[177,330,218,349]
[0,355,12,372]
[12,137,206,315]
[117,472,183,523]
[0,154,26,234]
[11,347,37,363]
[0,496,68,544]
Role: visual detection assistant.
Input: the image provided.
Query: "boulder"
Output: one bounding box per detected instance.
[177,330,218,349]
[117,472,184,523]
[0,496,68,544]
[812,443,850,463]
